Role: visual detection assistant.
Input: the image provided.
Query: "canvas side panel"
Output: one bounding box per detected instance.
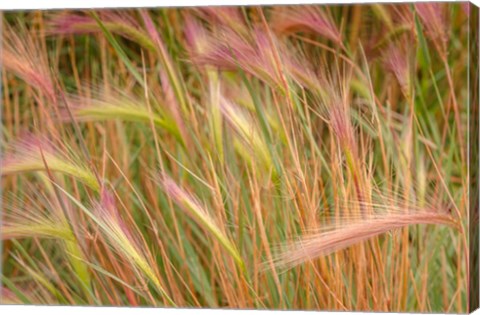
[469,2,479,313]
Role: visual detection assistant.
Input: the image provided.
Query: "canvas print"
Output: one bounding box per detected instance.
[1,2,479,313]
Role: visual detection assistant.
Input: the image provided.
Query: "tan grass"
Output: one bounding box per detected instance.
[272,210,458,270]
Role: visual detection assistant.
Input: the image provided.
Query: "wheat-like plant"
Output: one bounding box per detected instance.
[1,3,471,312]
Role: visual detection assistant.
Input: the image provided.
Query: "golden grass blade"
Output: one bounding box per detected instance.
[67,95,184,146]
[272,211,458,270]
[2,136,100,191]
[158,174,245,272]
[51,183,176,306]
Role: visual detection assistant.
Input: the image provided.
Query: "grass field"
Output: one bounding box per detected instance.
[0,3,474,312]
